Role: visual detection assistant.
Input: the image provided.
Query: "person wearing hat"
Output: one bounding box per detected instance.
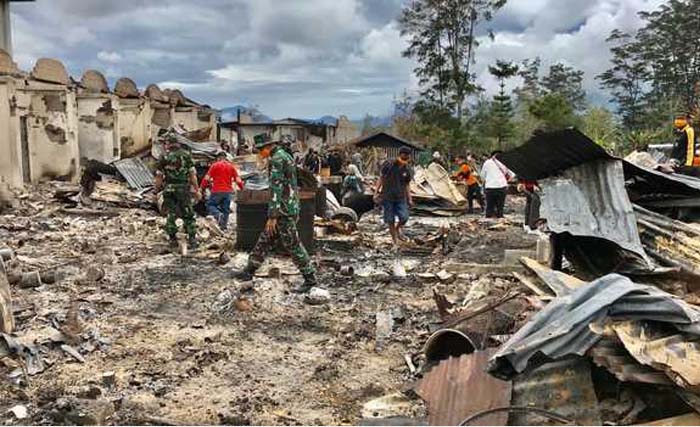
[155,134,199,250]
[201,150,244,230]
[375,146,414,246]
[232,134,317,292]
[671,114,697,175]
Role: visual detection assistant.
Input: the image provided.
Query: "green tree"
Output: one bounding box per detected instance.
[487,60,519,147]
[528,92,580,131]
[399,0,508,119]
[596,30,649,129]
[581,107,621,151]
[541,63,587,111]
[599,1,700,121]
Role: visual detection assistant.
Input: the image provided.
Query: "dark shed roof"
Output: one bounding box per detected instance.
[352,132,425,151]
[498,128,613,180]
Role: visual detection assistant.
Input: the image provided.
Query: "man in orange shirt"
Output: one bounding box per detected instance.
[453,155,484,214]
[201,151,244,230]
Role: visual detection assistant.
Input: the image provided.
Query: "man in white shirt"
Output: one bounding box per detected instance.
[480,151,513,218]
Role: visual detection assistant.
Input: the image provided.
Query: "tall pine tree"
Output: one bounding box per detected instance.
[488,60,519,147]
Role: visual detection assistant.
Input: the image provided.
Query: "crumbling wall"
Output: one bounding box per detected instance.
[335,115,359,145]
[77,95,119,163]
[172,107,216,139]
[149,101,172,143]
[15,80,80,183]
[0,77,22,187]
[118,98,152,158]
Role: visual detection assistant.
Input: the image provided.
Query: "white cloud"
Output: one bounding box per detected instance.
[97,50,123,63]
[6,0,674,118]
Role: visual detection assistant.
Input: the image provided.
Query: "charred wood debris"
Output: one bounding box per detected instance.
[1,128,700,425]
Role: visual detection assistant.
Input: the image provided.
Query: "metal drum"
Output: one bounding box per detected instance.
[235,190,315,253]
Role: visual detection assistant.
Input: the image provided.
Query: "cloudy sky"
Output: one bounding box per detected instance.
[10,0,665,119]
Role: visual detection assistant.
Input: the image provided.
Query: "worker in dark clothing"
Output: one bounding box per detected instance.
[303,149,322,175]
[518,179,541,231]
[327,149,344,176]
[672,115,698,175]
[375,146,414,246]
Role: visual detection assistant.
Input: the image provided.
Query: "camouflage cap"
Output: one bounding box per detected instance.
[254,133,273,149]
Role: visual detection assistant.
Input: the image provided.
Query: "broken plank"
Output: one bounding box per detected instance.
[512,271,552,297]
[61,344,85,363]
[443,262,525,275]
[0,265,13,333]
[519,257,586,296]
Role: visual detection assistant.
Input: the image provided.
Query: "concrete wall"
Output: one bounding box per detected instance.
[0,77,21,187]
[77,94,119,164]
[15,80,80,183]
[172,107,217,140]
[335,115,359,145]
[118,98,152,158]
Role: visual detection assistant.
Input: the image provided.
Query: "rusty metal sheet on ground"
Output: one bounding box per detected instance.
[612,320,700,390]
[510,357,601,426]
[415,349,511,426]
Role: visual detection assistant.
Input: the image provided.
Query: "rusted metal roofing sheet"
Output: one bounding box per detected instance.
[114,158,154,190]
[510,357,601,426]
[415,349,511,426]
[588,339,674,386]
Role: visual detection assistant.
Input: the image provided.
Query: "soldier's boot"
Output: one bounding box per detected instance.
[188,236,199,250]
[168,235,178,249]
[231,266,255,282]
[291,273,317,294]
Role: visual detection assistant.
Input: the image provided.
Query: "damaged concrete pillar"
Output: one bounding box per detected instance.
[4,57,81,184]
[114,77,152,158]
[163,87,217,140]
[77,70,120,164]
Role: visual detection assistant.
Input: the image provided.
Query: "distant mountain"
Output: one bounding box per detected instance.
[351,115,393,130]
[314,115,339,125]
[219,105,272,123]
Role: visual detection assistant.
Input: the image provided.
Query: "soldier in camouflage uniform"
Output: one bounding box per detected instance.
[233,134,317,293]
[155,135,199,250]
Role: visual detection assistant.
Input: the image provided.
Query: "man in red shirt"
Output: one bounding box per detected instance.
[201,151,244,230]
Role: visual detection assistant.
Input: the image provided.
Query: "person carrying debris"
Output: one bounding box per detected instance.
[155,135,199,250]
[201,151,244,231]
[232,134,317,293]
[453,154,484,214]
[375,146,414,245]
[671,114,698,175]
[481,150,513,219]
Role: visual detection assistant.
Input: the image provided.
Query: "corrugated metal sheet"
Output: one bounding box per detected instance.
[353,132,425,151]
[498,129,613,180]
[588,339,674,385]
[415,349,511,426]
[540,159,652,268]
[114,158,154,190]
[510,357,601,425]
[488,274,700,380]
